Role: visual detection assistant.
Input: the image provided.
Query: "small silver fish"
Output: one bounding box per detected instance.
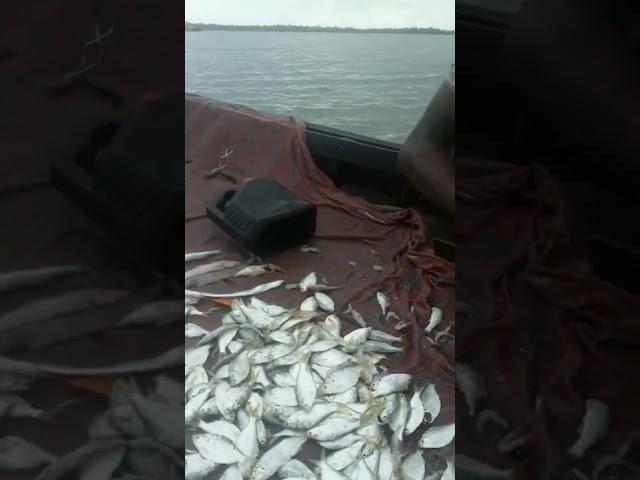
[192,433,244,464]
[250,436,307,480]
[424,306,442,334]
[0,265,87,293]
[314,292,334,312]
[185,250,223,263]
[568,399,610,459]
[185,260,240,282]
[373,374,412,397]
[299,273,317,292]
[300,297,318,312]
[344,303,366,328]
[376,292,389,315]
[234,264,283,278]
[418,423,455,449]
[420,384,442,423]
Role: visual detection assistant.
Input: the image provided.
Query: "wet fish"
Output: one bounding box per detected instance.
[419,423,455,449]
[185,260,240,281]
[401,450,425,480]
[0,264,87,292]
[250,436,307,480]
[376,292,389,315]
[424,306,442,334]
[405,387,425,435]
[185,280,284,298]
[456,362,484,417]
[420,384,442,423]
[314,292,334,312]
[279,459,316,479]
[235,264,283,278]
[321,364,362,395]
[344,304,366,328]
[300,297,318,312]
[307,416,360,442]
[299,273,317,292]
[568,399,610,459]
[0,436,56,470]
[185,250,223,263]
[372,374,411,397]
[192,433,244,464]
[185,452,218,480]
[0,289,129,334]
[280,403,340,430]
[185,323,209,338]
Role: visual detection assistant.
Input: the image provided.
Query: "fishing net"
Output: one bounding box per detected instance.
[456,156,640,479]
[185,94,456,467]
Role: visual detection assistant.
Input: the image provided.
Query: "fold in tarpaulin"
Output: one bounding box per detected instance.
[185,93,456,449]
[456,156,640,479]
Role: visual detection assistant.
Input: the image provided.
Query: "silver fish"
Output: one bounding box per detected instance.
[300,297,319,312]
[278,459,316,479]
[185,260,240,280]
[568,399,610,459]
[198,420,240,444]
[120,299,183,327]
[405,387,425,435]
[314,292,334,312]
[0,436,56,470]
[185,452,218,480]
[344,304,366,328]
[307,415,360,442]
[372,374,411,397]
[424,306,442,334]
[376,292,389,315]
[0,264,87,292]
[295,359,317,411]
[418,423,455,449]
[185,323,209,338]
[299,273,317,292]
[279,403,340,430]
[327,441,364,471]
[235,264,283,278]
[321,364,362,394]
[185,280,284,299]
[0,289,129,334]
[192,433,244,464]
[185,250,223,263]
[401,450,425,480]
[250,436,307,480]
[420,384,442,424]
[456,362,484,417]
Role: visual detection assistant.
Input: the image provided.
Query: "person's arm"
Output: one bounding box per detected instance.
[398,78,455,216]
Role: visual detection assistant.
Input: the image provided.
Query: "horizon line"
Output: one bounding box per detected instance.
[185,22,454,32]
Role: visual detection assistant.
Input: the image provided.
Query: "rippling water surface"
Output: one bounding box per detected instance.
[186,31,454,143]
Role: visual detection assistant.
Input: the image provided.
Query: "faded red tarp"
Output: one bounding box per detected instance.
[185,94,456,453]
[456,156,640,479]
[0,4,182,478]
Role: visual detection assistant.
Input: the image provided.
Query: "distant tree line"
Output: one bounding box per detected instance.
[185,22,453,34]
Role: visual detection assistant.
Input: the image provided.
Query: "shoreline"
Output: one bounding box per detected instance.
[185,24,454,35]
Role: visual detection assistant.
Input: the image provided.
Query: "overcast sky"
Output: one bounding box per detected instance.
[185,0,454,30]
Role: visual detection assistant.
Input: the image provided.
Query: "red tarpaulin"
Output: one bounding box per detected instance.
[185,94,456,455]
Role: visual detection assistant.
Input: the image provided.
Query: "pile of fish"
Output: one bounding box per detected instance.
[185,267,455,480]
[0,264,184,479]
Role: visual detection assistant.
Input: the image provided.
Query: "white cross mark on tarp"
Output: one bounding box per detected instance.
[64,24,114,83]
